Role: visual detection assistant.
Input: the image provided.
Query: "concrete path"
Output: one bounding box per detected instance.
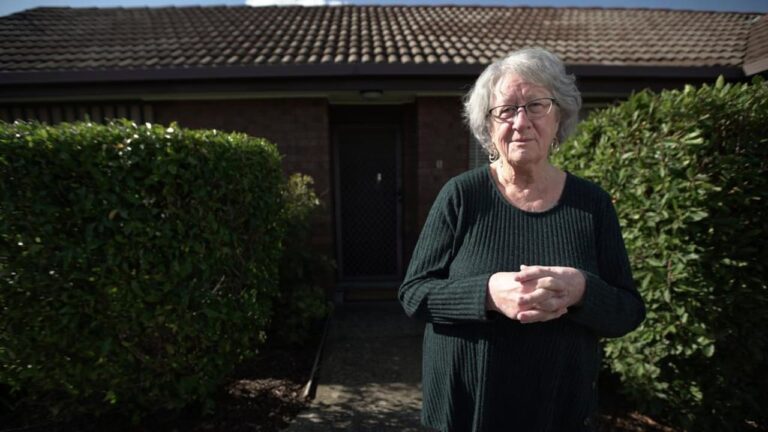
[284,301,436,432]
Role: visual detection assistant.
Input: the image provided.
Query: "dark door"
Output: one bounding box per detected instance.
[334,125,401,281]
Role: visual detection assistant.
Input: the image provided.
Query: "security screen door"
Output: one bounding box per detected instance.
[334,125,401,281]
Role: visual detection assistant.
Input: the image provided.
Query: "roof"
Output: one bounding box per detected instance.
[745,14,768,75]
[0,5,766,85]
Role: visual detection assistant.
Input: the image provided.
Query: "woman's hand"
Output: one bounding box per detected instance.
[487,266,586,323]
[486,271,538,319]
[513,265,586,323]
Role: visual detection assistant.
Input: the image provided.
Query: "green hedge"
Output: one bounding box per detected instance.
[0,120,285,422]
[270,174,332,346]
[554,76,768,430]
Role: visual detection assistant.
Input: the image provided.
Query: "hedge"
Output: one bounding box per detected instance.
[271,174,332,346]
[0,120,285,423]
[553,76,768,430]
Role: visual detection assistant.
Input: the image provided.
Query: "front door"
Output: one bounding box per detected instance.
[334,124,401,283]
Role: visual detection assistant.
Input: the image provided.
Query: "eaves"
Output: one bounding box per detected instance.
[0,63,747,86]
[0,63,748,103]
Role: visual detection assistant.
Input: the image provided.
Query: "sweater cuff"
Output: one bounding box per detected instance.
[568,270,611,322]
[426,273,494,323]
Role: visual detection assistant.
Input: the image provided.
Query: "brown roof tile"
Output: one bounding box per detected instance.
[0,5,764,76]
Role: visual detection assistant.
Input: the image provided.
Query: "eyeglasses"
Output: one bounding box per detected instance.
[487,97,558,121]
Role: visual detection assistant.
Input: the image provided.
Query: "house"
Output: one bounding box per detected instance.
[1,5,766,300]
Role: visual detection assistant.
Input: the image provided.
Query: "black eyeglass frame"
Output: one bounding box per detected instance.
[487,97,559,121]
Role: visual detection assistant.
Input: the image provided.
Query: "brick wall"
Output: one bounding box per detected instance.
[153,98,334,261]
[415,97,470,228]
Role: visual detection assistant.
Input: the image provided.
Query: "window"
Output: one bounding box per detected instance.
[0,103,154,125]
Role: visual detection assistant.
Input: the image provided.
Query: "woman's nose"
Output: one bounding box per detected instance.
[512,108,530,129]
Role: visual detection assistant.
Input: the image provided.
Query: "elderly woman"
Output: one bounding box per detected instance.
[398,47,645,432]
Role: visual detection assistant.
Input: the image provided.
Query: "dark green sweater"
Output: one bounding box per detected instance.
[399,166,645,432]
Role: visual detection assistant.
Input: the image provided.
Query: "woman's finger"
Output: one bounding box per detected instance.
[518,276,565,302]
[517,307,567,323]
[520,291,567,312]
[514,265,553,282]
[518,286,556,307]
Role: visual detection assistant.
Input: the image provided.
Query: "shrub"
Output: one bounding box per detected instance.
[270,174,332,346]
[553,76,768,430]
[0,120,285,423]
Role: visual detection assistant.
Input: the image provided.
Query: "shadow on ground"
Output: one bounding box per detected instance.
[283,301,435,432]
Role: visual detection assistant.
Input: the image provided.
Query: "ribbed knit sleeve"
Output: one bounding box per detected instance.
[398,179,492,324]
[566,195,646,337]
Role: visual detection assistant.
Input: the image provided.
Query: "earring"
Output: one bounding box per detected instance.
[488,149,499,163]
[550,137,560,152]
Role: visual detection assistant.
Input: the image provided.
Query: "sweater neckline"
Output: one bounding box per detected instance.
[485,165,571,215]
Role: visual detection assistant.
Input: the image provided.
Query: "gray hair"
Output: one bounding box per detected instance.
[463,47,582,156]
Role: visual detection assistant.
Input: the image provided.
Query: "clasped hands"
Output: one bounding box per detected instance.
[486,265,586,323]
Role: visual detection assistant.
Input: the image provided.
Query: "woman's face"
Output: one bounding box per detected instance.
[489,74,560,168]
